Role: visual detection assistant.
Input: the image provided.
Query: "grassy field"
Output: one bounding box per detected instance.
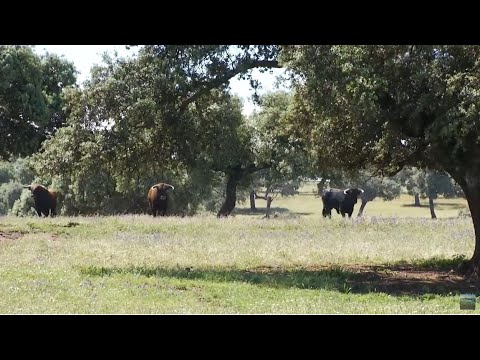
[0,182,478,314]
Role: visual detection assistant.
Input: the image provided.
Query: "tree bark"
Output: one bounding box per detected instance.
[428,196,437,219]
[217,171,241,217]
[414,193,420,206]
[216,164,272,218]
[255,192,273,219]
[450,171,480,278]
[265,197,272,218]
[357,199,368,217]
[249,190,256,212]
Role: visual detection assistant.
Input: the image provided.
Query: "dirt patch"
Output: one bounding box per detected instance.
[338,264,479,296]
[0,231,23,241]
[249,264,480,296]
[318,263,479,296]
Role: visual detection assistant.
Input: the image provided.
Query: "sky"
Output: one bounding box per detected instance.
[34,45,288,116]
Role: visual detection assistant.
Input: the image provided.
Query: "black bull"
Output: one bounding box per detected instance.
[321,188,364,218]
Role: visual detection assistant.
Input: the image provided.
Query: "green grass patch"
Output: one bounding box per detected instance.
[0,185,478,314]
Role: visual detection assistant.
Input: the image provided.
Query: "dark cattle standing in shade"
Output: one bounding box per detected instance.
[147,183,175,217]
[321,188,364,218]
[23,184,57,217]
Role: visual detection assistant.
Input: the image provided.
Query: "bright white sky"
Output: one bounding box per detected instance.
[34,45,288,116]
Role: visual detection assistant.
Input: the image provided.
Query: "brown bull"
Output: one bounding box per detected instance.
[147,183,174,217]
[23,184,57,217]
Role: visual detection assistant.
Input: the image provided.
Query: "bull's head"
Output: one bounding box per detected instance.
[343,188,364,204]
[152,183,174,200]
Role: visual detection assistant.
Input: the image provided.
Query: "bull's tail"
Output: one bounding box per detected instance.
[321,195,328,217]
[321,192,334,218]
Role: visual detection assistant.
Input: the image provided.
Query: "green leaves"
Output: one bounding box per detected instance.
[26,46,284,215]
[0,46,77,159]
[282,45,480,178]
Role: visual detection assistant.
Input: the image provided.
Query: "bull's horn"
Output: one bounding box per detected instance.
[166,184,175,190]
[23,185,32,190]
[360,189,364,193]
[343,188,350,194]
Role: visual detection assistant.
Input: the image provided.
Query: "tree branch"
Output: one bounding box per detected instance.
[245,162,272,174]
[178,59,281,113]
[254,192,271,201]
[213,162,272,175]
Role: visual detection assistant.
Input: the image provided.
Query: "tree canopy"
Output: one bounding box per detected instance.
[282,46,480,177]
[282,45,480,276]
[28,46,284,216]
[0,45,77,159]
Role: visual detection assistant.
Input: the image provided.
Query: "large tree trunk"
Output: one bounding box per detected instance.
[254,192,273,219]
[250,190,256,212]
[217,170,242,218]
[357,198,368,217]
[451,172,480,278]
[428,196,437,219]
[264,197,272,218]
[414,193,420,206]
[216,164,271,218]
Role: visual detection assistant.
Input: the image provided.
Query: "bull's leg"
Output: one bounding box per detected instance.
[323,207,332,218]
[149,202,157,217]
[51,208,56,217]
[35,207,42,217]
[341,204,353,218]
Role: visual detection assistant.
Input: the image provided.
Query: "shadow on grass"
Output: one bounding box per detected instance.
[232,207,314,217]
[55,221,81,227]
[0,231,23,240]
[401,203,466,210]
[79,256,479,297]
